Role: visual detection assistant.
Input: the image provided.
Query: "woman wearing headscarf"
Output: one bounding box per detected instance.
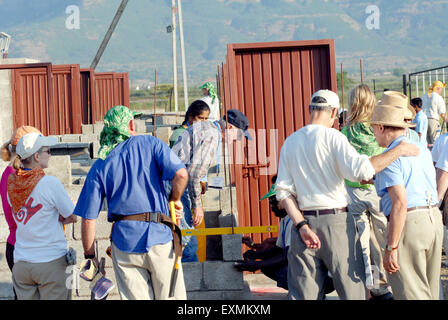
[421,80,447,144]
[200,82,220,122]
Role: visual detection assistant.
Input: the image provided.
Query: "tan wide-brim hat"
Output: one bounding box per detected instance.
[378,91,416,126]
[370,105,414,128]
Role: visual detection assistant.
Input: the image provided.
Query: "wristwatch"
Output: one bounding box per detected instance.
[386,244,398,252]
[84,253,96,259]
[295,220,309,232]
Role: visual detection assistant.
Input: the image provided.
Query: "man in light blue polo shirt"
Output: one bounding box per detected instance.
[411,97,428,146]
[371,101,443,300]
[74,106,189,300]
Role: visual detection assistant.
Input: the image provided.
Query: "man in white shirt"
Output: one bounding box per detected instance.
[422,81,447,145]
[275,89,419,300]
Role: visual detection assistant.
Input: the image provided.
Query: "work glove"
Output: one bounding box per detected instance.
[234,260,261,272]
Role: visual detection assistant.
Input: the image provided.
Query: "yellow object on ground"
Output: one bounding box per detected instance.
[182,225,278,236]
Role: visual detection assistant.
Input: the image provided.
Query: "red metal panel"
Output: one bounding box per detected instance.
[11,67,51,135]
[221,40,337,242]
[52,64,82,134]
[93,72,129,122]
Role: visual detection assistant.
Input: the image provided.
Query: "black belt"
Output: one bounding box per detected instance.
[302,207,347,216]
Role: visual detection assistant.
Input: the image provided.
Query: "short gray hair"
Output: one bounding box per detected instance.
[309,105,334,113]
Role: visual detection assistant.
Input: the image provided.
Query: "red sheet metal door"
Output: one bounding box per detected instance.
[11,66,52,135]
[52,64,82,134]
[221,40,337,243]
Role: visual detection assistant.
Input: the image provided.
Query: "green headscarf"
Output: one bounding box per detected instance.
[200,82,217,104]
[98,105,141,160]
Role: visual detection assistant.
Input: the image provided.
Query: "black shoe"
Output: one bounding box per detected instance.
[369,292,394,300]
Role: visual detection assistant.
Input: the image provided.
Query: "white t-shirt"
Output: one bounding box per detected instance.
[275,124,375,210]
[432,133,448,163]
[422,92,446,120]
[8,176,74,263]
[201,95,220,122]
[275,216,292,249]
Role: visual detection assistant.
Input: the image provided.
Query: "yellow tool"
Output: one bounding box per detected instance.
[169,201,180,298]
[181,225,278,236]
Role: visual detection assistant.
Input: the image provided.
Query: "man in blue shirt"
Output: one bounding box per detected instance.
[73,105,189,300]
[371,101,443,300]
[411,97,428,146]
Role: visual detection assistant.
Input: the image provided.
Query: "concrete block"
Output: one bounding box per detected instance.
[203,261,244,290]
[44,155,72,185]
[219,187,238,222]
[91,141,100,159]
[81,124,94,135]
[218,213,238,228]
[155,115,178,125]
[134,119,147,133]
[0,270,14,300]
[202,188,220,211]
[155,127,172,145]
[182,262,203,291]
[80,133,99,143]
[60,134,81,143]
[222,234,243,261]
[93,123,104,134]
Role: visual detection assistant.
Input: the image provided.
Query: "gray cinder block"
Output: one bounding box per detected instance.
[60,134,81,143]
[81,124,94,135]
[222,234,243,261]
[44,155,72,186]
[203,261,244,290]
[182,262,203,291]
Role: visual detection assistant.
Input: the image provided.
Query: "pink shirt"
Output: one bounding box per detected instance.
[0,166,17,245]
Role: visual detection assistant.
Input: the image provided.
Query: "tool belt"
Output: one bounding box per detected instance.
[302,207,347,216]
[111,212,183,258]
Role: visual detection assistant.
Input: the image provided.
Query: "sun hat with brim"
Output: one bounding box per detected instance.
[379,91,416,125]
[260,184,276,201]
[370,105,414,129]
[16,132,58,160]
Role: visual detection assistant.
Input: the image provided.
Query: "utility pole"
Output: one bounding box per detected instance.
[90,0,129,70]
[177,0,189,111]
[171,0,179,113]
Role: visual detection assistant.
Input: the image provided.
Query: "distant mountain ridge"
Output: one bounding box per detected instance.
[1,0,447,83]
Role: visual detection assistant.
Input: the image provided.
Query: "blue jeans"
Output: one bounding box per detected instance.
[179,188,198,262]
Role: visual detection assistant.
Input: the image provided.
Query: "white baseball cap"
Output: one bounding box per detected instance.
[16,132,58,160]
[309,89,340,109]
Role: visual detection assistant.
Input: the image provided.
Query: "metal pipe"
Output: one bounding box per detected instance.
[177,0,189,111]
[171,0,179,113]
[90,0,129,70]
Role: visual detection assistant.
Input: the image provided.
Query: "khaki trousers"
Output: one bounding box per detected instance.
[12,255,71,300]
[346,186,390,296]
[387,208,443,300]
[427,118,440,145]
[287,211,367,300]
[111,241,187,300]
